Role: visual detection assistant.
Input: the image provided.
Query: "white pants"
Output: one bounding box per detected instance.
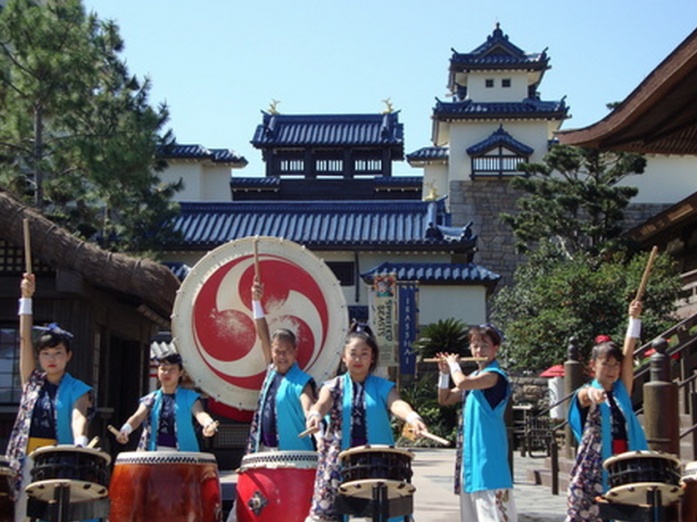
[460,488,517,522]
[14,456,32,522]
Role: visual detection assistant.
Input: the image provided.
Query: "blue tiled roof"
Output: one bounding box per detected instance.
[251,112,404,149]
[373,176,422,187]
[230,176,421,189]
[433,98,568,120]
[165,199,477,253]
[159,144,247,165]
[467,126,534,156]
[231,177,281,188]
[163,261,192,281]
[451,24,548,70]
[361,262,500,286]
[406,147,449,163]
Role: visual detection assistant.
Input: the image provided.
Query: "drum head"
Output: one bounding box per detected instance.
[239,450,318,471]
[25,479,108,502]
[603,450,681,471]
[29,445,111,467]
[339,445,414,461]
[114,450,218,466]
[604,483,682,506]
[172,237,348,418]
[338,479,415,499]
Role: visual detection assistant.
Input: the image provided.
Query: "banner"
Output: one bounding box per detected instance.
[398,282,419,376]
[370,273,398,367]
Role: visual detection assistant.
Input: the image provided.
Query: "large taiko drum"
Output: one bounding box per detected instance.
[681,461,697,522]
[602,450,682,506]
[25,445,110,502]
[338,445,415,499]
[236,450,318,522]
[110,451,222,522]
[172,236,348,421]
[0,455,15,522]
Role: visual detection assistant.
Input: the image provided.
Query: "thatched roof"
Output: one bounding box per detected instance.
[0,191,179,318]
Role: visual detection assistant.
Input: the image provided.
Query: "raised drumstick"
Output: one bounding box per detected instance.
[635,246,658,301]
[107,424,121,437]
[253,236,260,282]
[298,426,319,438]
[23,218,32,274]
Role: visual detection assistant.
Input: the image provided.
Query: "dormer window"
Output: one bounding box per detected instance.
[466,126,534,178]
[502,78,511,88]
[485,79,494,88]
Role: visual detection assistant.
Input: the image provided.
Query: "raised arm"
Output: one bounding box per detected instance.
[622,300,643,395]
[252,279,272,365]
[19,273,36,386]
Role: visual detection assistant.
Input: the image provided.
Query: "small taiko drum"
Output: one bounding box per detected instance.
[110,451,222,522]
[603,450,682,506]
[236,450,318,522]
[338,445,415,499]
[681,461,697,522]
[25,445,110,502]
[0,455,15,522]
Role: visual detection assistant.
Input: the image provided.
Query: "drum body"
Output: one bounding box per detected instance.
[338,445,415,499]
[26,445,110,502]
[236,450,317,522]
[681,461,697,522]
[110,451,222,522]
[603,450,682,506]
[0,456,14,522]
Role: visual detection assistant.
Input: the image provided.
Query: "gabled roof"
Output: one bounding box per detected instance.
[406,147,449,164]
[230,175,422,190]
[361,262,500,288]
[450,23,549,72]
[557,27,697,155]
[164,199,477,255]
[466,126,534,156]
[433,98,568,121]
[251,112,404,153]
[159,144,248,166]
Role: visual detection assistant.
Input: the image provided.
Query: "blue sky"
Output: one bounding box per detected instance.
[82,0,697,176]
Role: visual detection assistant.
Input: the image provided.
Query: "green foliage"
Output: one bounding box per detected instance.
[501,144,646,257]
[412,317,470,359]
[0,0,181,256]
[491,242,682,371]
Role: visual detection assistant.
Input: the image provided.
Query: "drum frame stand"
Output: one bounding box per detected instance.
[598,489,678,522]
[335,481,412,522]
[26,481,110,522]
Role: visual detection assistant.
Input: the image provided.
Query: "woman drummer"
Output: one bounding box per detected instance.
[7,273,92,522]
[116,352,217,451]
[304,322,427,522]
[565,300,649,522]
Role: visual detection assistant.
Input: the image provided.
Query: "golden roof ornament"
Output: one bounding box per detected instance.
[424,180,439,201]
[381,98,394,114]
[269,99,281,115]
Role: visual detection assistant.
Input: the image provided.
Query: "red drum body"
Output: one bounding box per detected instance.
[0,456,14,522]
[236,450,317,522]
[603,450,682,506]
[26,445,110,502]
[338,445,415,499]
[681,461,697,522]
[110,451,222,522]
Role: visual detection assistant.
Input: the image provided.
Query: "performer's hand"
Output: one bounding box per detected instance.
[116,431,129,444]
[20,273,35,298]
[587,387,606,406]
[435,352,450,374]
[306,410,321,430]
[202,420,218,438]
[252,279,263,301]
[629,300,642,319]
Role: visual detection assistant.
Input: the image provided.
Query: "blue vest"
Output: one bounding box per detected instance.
[55,373,92,444]
[462,362,513,493]
[147,387,200,452]
[256,362,314,451]
[340,373,394,450]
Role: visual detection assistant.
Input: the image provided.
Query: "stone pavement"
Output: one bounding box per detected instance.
[409,448,567,522]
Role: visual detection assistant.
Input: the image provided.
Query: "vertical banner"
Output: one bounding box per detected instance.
[398,282,419,376]
[371,273,398,367]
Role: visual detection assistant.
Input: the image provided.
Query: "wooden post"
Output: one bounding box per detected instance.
[644,337,679,455]
[564,336,583,458]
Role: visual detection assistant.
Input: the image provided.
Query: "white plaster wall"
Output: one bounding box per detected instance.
[160,163,204,202]
[467,71,528,102]
[201,166,233,202]
[619,154,697,204]
[422,163,449,201]
[419,285,488,325]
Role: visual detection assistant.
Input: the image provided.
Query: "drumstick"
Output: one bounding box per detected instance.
[253,236,260,281]
[423,357,488,363]
[87,436,100,448]
[107,424,121,437]
[420,431,451,446]
[23,218,32,274]
[635,246,659,301]
[298,426,319,438]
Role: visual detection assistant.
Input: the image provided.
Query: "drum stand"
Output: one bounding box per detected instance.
[335,481,412,522]
[26,482,110,522]
[598,489,678,522]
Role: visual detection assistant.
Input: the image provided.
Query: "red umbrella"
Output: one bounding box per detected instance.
[540,364,565,377]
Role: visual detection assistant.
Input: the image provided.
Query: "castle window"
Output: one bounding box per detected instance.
[502,78,511,88]
[471,146,528,178]
[485,79,494,88]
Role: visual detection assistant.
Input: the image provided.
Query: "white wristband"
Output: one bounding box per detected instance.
[627,317,641,339]
[306,411,321,421]
[406,411,423,426]
[74,435,89,447]
[120,422,133,435]
[438,372,450,389]
[18,297,32,316]
[252,300,265,319]
[448,360,462,375]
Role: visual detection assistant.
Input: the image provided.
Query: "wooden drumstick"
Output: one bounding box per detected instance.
[422,357,488,364]
[87,436,100,448]
[298,426,319,438]
[107,424,121,437]
[253,236,260,282]
[23,218,32,274]
[420,431,451,446]
[635,246,659,301]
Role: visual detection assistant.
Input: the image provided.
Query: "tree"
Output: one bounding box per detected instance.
[501,144,646,257]
[412,317,470,359]
[0,0,181,254]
